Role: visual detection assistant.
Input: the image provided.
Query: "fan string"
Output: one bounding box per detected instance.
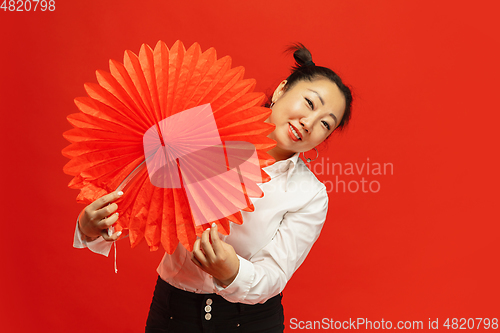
[116,160,148,192]
[112,154,156,275]
[113,239,118,274]
[107,226,119,273]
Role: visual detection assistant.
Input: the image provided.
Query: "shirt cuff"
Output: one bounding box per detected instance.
[214,255,255,303]
[73,219,113,257]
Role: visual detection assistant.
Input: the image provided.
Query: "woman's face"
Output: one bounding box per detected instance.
[267,78,346,161]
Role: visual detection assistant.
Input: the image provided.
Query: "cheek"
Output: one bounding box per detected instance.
[288,101,306,117]
[269,109,290,124]
[311,132,328,146]
[278,99,304,118]
[269,99,305,125]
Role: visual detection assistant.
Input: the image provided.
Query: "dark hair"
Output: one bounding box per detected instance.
[271,43,353,132]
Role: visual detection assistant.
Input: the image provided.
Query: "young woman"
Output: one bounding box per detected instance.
[75,44,353,333]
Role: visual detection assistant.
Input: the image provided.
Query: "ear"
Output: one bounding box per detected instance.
[271,80,288,103]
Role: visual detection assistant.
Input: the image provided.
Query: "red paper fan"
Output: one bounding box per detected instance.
[63,40,276,253]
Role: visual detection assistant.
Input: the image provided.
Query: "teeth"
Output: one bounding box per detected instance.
[289,124,301,140]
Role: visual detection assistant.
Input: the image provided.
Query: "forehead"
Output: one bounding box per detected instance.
[289,78,346,115]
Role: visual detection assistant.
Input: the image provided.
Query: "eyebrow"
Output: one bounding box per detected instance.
[329,113,338,128]
[307,89,324,105]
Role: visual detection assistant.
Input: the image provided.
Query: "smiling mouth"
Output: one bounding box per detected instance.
[289,123,302,141]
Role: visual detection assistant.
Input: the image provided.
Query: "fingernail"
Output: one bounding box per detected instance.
[118,191,123,196]
[206,228,210,232]
[116,231,122,237]
[115,212,119,216]
[212,223,216,228]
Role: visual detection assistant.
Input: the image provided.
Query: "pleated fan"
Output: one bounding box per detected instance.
[62,40,276,253]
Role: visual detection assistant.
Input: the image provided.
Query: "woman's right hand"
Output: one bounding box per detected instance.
[78,190,123,242]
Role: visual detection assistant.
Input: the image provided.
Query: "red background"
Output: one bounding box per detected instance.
[1,0,499,331]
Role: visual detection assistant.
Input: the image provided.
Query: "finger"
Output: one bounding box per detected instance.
[209,223,223,254]
[192,239,208,266]
[96,212,119,230]
[100,229,112,241]
[101,229,123,242]
[89,191,124,211]
[193,238,201,252]
[110,230,123,241]
[200,228,216,261]
[95,203,119,221]
[100,228,109,240]
[100,223,121,241]
[191,254,203,268]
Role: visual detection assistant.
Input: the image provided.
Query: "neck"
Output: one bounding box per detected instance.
[267,146,295,162]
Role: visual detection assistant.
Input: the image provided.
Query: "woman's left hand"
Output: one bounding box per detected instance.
[191,223,240,287]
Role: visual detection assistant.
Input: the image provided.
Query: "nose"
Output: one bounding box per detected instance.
[300,118,311,133]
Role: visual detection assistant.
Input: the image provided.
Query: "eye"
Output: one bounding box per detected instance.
[305,98,314,109]
[322,120,331,131]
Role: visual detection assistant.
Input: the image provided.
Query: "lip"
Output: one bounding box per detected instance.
[288,123,303,142]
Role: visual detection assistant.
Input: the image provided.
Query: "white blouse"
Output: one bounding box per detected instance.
[74,153,328,305]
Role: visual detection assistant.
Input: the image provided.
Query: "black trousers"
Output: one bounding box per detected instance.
[145,276,284,333]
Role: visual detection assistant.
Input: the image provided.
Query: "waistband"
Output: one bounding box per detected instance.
[157,276,282,312]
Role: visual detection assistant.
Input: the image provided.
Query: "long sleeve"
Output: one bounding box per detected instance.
[215,187,328,304]
[73,220,113,256]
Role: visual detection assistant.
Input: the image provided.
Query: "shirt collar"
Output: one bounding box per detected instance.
[263,153,300,191]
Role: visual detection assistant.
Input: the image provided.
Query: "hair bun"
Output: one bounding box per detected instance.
[287,43,315,70]
[304,59,315,67]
